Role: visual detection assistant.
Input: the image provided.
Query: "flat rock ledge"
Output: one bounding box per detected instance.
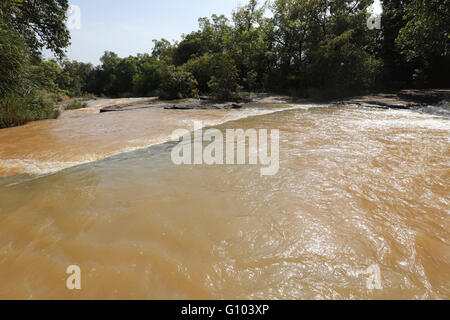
[99,99,243,113]
[164,103,243,110]
[99,98,158,113]
[339,89,450,110]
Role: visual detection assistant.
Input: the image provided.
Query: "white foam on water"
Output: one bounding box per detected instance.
[0,106,295,177]
[2,104,448,177]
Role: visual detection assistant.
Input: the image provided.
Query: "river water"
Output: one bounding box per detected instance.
[0,100,448,299]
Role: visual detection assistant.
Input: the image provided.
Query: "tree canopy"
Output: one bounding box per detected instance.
[0,0,71,128]
[1,0,70,58]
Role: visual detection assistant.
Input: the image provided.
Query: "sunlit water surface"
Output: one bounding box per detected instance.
[0,101,448,299]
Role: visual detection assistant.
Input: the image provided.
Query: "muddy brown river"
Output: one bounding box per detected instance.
[0,100,448,299]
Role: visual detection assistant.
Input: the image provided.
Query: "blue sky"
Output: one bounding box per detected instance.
[63,0,382,65]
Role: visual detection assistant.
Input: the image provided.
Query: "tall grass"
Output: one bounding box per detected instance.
[64,100,88,110]
[0,93,60,129]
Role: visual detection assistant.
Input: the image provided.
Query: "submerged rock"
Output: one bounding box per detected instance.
[100,105,132,113]
[164,105,220,110]
[99,98,157,113]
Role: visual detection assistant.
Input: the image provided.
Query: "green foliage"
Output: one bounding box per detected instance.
[84,52,140,97]
[380,0,450,88]
[0,0,70,129]
[152,39,176,63]
[395,0,450,86]
[12,0,443,105]
[1,0,70,58]
[59,60,94,97]
[231,0,273,91]
[159,67,198,100]
[269,0,378,94]
[182,54,217,93]
[113,57,139,97]
[0,92,60,129]
[0,26,29,95]
[182,52,242,99]
[307,30,382,97]
[397,0,450,62]
[64,101,88,110]
[0,28,66,129]
[207,54,240,101]
[170,14,233,66]
[30,59,64,93]
[379,0,412,87]
[133,57,166,97]
[97,51,121,96]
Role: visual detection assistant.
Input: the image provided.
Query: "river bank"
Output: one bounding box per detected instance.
[88,89,450,114]
[339,89,450,110]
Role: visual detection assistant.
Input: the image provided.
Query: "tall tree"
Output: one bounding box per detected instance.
[232,0,272,90]
[380,0,415,87]
[270,0,378,95]
[396,0,450,86]
[173,15,233,66]
[58,60,94,96]
[0,26,29,95]
[1,0,70,58]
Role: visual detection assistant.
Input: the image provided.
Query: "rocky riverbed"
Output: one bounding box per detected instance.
[95,90,450,115]
[98,95,290,113]
[341,89,450,109]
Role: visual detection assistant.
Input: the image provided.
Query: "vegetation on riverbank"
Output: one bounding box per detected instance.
[0,0,449,128]
[0,0,69,128]
[63,100,88,110]
[0,92,60,129]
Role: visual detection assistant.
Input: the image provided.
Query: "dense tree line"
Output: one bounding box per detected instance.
[1,0,449,128]
[56,0,449,100]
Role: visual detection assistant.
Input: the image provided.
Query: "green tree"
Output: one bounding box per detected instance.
[207,54,240,100]
[96,51,121,96]
[182,54,216,93]
[380,0,416,87]
[152,39,176,63]
[159,66,198,100]
[397,0,450,62]
[1,0,70,58]
[0,26,29,95]
[396,0,450,86]
[270,0,378,95]
[173,15,233,66]
[30,59,63,93]
[232,0,273,91]
[308,30,381,97]
[182,53,240,99]
[58,60,94,97]
[133,57,166,97]
[113,57,138,97]
[306,0,380,96]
